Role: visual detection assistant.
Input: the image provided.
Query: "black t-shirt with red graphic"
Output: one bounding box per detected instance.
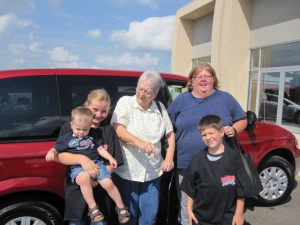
[181,143,253,225]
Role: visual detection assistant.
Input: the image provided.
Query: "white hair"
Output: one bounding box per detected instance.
[137,71,164,95]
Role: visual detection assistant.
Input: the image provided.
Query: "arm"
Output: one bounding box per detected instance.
[57,152,99,178]
[101,125,124,171]
[45,148,59,161]
[186,195,198,225]
[98,145,117,168]
[232,198,245,225]
[160,131,175,172]
[54,121,99,176]
[113,123,155,155]
[224,118,247,137]
[232,119,247,134]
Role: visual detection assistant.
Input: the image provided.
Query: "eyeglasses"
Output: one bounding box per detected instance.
[193,75,213,80]
[136,87,153,97]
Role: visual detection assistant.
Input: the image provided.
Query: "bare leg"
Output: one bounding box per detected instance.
[76,171,96,208]
[98,178,124,208]
[76,171,103,221]
[99,178,130,223]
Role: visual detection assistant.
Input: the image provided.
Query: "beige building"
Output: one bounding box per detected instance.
[172,0,300,136]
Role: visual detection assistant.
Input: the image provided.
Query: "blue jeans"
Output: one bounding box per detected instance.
[70,160,111,182]
[113,174,161,225]
[176,169,189,225]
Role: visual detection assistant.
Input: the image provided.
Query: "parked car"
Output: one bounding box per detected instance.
[0,68,299,225]
[259,92,300,124]
[238,111,299,205]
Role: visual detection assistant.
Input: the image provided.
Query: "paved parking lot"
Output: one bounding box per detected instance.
[244,176,300,225]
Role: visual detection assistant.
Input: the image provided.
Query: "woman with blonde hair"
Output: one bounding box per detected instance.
[56,89,123,225]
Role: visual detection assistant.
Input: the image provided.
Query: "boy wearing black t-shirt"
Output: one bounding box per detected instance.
[181,115,253,225]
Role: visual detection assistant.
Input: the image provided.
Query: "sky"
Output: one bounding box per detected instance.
[0,0,190,73]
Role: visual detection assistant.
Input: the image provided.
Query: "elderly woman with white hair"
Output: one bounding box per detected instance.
[111,71,175,225]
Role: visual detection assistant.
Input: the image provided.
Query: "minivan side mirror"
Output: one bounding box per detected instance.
[246,111,257,131]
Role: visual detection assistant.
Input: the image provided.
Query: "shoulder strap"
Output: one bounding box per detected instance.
[155,100,163,116]
[224,135,242,153]
[155,100,167,135]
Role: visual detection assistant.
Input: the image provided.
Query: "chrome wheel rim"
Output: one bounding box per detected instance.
[259,166,288,201]
[6,216,46,225]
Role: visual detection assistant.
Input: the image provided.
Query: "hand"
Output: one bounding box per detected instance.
[224,126,236,137]
[187,209,199,225]
[160,159,174,172]
[232,213,244,225]
[108,158,118,168]
[139,141,155,155]
[80,157,99,178]
[45,149,56,162]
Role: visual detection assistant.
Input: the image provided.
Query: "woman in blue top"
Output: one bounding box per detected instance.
[167,63,247,225]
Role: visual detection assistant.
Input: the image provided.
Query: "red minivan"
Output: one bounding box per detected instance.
[0,68,299,225]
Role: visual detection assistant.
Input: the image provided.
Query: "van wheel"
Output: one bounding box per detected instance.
[0,201,63,225]
[258,156,294,205]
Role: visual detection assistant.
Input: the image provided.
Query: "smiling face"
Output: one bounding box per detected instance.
[200,126,224,152]
[136,80,156,109]
[191,69,215,97]
[84,99,109,128]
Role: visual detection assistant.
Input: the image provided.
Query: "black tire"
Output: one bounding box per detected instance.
[0,201,64,225]
[258,156,294,205]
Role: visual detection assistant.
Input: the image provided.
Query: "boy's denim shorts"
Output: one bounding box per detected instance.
[70,160,111,183]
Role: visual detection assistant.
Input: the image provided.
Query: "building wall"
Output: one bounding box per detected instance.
[211,0,251,109]
[251,0,300,48]
[172,0,300,109]
[172,0,215,79]
[172,0,300,176]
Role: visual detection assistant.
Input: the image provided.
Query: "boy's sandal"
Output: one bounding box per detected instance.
[115,206,130,224]
[88,205,104,222]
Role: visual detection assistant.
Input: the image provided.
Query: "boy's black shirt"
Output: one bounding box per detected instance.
[55,129,103,167]
[181,143,254,225]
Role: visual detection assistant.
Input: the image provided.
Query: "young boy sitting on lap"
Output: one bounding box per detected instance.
[46,106,130,224]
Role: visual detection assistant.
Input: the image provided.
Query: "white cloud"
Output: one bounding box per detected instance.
[8,57,26,68]
[7,44,26,55]
[48,46,83,67]
[28,42,42,52]
[0,13,36,37]
[95,52,159,68]
[87,28,102,39]
[8,42,42,54]
[5,43,42,68]
[0,0,35,14]
[110,16,175,51]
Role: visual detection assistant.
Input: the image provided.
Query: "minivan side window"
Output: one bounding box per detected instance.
[57,75,173,124]
[0,76,61,141]
[57,75,138,122]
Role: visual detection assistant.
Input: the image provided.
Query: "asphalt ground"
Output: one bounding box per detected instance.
[244,176,300,225]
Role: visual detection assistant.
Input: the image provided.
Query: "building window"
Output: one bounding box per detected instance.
[261,42,300,68]
[249,41,300,133]
[192,56,211,68]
